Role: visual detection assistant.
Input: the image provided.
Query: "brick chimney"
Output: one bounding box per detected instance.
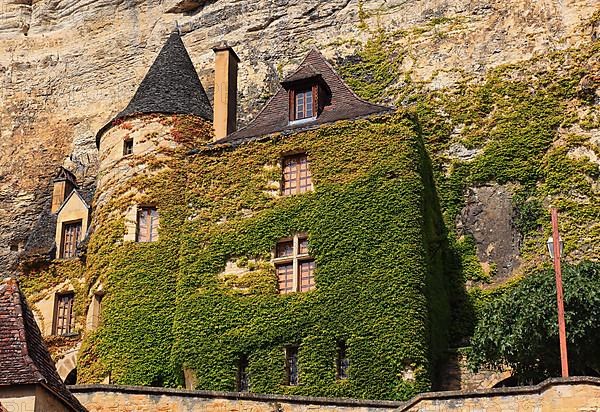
[212,44,240,141]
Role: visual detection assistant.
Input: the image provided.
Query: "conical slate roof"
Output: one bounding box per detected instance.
[96,32,212,147]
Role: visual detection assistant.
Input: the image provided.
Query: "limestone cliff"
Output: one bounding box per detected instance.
[0,0,598,276]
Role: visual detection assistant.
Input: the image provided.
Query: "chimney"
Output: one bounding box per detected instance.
[51,167,77,213]
[212,43,240,141]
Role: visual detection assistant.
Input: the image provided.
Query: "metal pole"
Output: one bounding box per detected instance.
[551,208,569,377]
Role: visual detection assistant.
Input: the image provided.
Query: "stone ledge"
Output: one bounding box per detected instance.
[396,376,600,411]
[68,384,403,409]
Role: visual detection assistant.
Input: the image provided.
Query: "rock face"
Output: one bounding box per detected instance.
[0,0,597,274]
[457,185,522,280]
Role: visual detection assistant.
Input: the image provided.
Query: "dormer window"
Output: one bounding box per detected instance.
[287,80,330,124]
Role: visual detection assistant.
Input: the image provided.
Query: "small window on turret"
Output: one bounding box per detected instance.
[123,138,134,156]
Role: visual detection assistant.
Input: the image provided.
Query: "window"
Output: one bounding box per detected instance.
[237,355,249,392]
[60,220,82,259]
[282,154,312,195]
[285,346,299,386]
[90,292,104,330]
[53,292,75,336]
[294,88,314,120]
[273,234,315,294]
[336,341,349,380]
[123,138,134,156]
[136,207,159,242]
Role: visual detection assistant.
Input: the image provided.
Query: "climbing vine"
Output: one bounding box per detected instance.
[73,112,458,401]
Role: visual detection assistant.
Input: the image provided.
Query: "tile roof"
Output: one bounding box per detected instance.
[0,277,86,411]
[218,49,393,144]
[96,32,213,147]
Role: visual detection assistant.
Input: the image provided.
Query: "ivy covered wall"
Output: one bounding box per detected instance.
[76,112,458,401]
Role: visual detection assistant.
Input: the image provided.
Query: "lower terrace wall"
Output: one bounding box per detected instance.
[399,377,600,411]
[70,377,600,412]
[69,385,402,412]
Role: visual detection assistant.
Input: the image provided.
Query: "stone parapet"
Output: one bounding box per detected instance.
[70,377,600,412]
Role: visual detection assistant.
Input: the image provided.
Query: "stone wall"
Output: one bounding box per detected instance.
[70,385,403,412]
[399,377,600,411]
[70,377,600,412]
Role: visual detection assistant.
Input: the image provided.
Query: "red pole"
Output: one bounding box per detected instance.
[551,208,569,377]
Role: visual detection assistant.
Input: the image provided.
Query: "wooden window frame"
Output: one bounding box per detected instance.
[123,138,134,156]
[273,234,315,294]
[289,84,319,122]
[285,346,299,386]
[52,292,75,336]
[60,219,82,259]
[281,153,313,196]
[136,206,159,243]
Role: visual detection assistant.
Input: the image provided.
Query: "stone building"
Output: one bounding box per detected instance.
[13,29,462,400]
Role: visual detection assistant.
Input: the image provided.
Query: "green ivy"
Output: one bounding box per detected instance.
[75,113,460,401]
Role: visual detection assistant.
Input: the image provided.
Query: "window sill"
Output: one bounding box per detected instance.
[288,117,317,127]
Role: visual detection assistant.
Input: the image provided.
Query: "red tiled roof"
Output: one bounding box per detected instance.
[0,277,86,411]
[218,49,393,143]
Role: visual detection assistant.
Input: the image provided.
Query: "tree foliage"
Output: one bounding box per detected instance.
[469,261,600,382]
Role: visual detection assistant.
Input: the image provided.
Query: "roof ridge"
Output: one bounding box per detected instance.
[2,278,45,382]
[311,48,392,112]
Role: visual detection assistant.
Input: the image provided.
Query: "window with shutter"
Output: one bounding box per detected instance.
[60,220,82,259]
[290,84,321,122]
[53,292,75,336]
[273,234,315,294]
[136,207,159,242]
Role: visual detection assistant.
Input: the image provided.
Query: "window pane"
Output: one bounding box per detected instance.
[123,139,133,155]
[276,240,294,258]
[298,238,309,255]
[305,90,313,117]
[277,263,294,294]
[337,342,349,380]
[286,347,299,386]
[296,92,305,119]
[137,207,158,242]
[237,355,249,392]
[299,260,315,292]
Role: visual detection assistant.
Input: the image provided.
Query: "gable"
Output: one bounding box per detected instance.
[56,190,89,218]
[218,49,392,143]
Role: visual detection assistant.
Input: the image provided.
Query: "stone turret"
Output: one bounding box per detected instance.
[94,31,213,202]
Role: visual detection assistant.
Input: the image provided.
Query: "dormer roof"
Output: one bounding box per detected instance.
[53,167,78,188]
[96,32,213,147]
[0,277,86,411]
[218,49,393,144]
